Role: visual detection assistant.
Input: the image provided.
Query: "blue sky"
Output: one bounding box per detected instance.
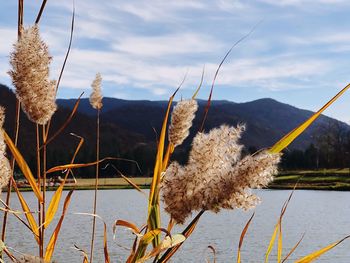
[1,1,350,122]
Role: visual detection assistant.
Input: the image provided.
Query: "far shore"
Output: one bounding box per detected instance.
[6,169,350,192]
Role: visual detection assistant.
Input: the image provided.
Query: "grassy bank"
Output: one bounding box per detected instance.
[12,170,350,191]
[270,169,350,190]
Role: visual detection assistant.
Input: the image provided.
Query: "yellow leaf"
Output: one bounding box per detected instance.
[270,83,350,153]
[3,130,43,202]
[278,224,282,263]
[44,135,83,228]
[45,190,74,261]
[113,220,141,236]
[12,181,39,244]
[46,157,116,173]
[265,223,278,263]
[45,184,64,228]
[295,235,350,263]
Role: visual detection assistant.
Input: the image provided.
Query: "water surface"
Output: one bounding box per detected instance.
[2,189,349,262]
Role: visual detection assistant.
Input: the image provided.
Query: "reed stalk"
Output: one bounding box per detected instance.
[90,108,100,263]
[36,124,43,257]
[41,125,47,258]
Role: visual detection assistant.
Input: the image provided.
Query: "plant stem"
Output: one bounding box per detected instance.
[90,109,100,263]
[1,0,23,244]
[41,125,47,258]
[36,124,43,257]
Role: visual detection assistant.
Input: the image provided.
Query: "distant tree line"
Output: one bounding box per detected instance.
[280,122,350,170]
[13,121,350,179]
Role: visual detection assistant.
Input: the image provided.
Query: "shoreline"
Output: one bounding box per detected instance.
[7,170,350,191]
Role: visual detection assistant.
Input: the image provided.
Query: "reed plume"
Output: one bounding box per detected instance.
[89,73,103,110]
[8,25,57,125]
[168,99,198,146]
[162,125,280,224]
[0,107,11,194]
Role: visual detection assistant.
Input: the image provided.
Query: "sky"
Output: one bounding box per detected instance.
[1,0,350,122]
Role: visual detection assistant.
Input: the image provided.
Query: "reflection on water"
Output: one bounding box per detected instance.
[1,189,349,262]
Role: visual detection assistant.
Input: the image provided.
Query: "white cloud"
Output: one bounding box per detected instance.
[113,33,222,57]
[0,28,16,55]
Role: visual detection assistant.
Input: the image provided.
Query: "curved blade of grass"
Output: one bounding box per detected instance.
[295,235,350,263]
[44,134,83,228]
[157,210,205,263]
[113,220,141,237]
[73,245,89,263]
[133,229,170,262]
[120,174,146,197]
[43,94,82,147]
[74,213,110,263]
[137,234,185,263]
[3,130,43,202]
[44,190,74,261]
[270,83,350,153]
[237,213,255,263]
[207,245,216,263]
[281,233,305,263]
[278,222,282,263]
[11,178,39,243]
[147,88,179,251]
[265,189,295,263]
[200,23,260,131]
[192,65,205,100]
[46,157,117,173]
[0,198,37,236]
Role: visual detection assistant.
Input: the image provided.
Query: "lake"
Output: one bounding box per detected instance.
[1,189,349,262]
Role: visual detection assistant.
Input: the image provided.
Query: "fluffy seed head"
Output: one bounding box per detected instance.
[8,25,57,125]
[89,73,103,110]
[168,99,198,146]
[0,107,11,193]
[162,124,280,224]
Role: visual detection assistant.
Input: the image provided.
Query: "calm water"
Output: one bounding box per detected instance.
[2,189,350,262]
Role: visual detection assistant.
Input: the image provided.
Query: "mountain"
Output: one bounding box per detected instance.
[58,95,349,150]
[2,83,349,176]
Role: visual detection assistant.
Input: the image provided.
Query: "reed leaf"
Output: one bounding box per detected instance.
[11,179,39,243]
[43,94,82,146]
[157,210,204,263]
[44,190,74,262]
[265,189,295,263]
[295,235,350,263]
[147,88,178,251]
[46,157,117,173]
[113,220,141,237]
[191,65,205,100]
[207,245,216,263]
[74,213,110,263]
[137,234,185,263]
[269,83,350,153]
[133,229,164,262]
[73,245,89,263]
[281,233,305,263]
[277,223,282,263]
[119,174,146,197]
[44,134,83,228]
[3,130,43,202]
[237,213,255,263]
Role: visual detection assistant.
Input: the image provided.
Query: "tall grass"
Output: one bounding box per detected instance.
[0,2,349,262]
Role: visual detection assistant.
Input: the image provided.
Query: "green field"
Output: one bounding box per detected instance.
[13,170,350,192]
[270,169,350,190]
